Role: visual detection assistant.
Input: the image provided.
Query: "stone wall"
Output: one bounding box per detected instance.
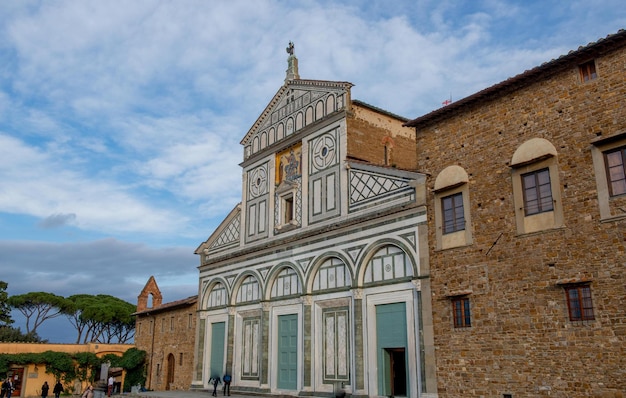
[135,303,197,391]
[346,105,416,170]
[412,38,626,397]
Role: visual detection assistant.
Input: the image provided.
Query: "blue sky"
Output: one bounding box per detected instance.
[0,0,624,342]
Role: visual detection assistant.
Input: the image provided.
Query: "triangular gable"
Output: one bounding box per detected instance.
[347,161,426,212]
[195,204,241,255]
[136,276,163,312]
[240,79,354,146]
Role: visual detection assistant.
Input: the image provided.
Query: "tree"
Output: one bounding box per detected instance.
[0,281,13,326]
[7,292,73,335]
[66,294,136,344]
[0,325,44,342]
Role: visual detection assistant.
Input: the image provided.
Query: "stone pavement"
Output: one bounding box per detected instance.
[134,390,272,398]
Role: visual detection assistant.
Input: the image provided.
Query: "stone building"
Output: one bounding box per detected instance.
[193,44,438,398]
[133,276,198,391]
[404,30,626,397]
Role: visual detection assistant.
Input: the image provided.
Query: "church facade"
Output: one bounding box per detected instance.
[192,45,438,398]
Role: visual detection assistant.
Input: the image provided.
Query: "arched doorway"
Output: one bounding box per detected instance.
[166,353,175,390]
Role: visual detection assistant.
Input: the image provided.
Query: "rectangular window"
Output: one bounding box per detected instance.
[442,192,465,234]
[188,313,193,328]
[161,318,165,333]
[579,60,597,82]
[179,353,183,366]
[170,316,174,331]
[283,194,294,223]
[565,285,595,321]
[604,147,626,196]
[522,168,553,215]
[452,297,471,328]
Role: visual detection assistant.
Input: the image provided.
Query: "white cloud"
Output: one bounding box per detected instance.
[1,0,625,342]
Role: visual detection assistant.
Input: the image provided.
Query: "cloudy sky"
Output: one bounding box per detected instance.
[1,0,624,342]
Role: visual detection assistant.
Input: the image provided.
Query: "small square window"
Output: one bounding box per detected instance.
[452,297,471,328]
[579,60,597,82]
[442,192,465,234]
[565,285,595,321]
[604,147,626,196]
[521,168,554,215]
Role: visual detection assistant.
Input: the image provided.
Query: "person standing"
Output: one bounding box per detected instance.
[107,376,114,397]
[53,381,64,398]
[0,379,9,398]
[222,374,231,396]
[41,381,49,398]
[5,379,13,398]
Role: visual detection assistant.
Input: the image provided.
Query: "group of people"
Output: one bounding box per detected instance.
[209,374,231,397]
[40,380,64,398]
[0,378,14,398]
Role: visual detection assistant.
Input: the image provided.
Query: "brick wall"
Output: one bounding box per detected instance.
[412,39,626,397]
[346,105,417,170]
[135,305,197,391]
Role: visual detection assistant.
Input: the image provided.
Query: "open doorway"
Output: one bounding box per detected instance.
[384,348,406,397]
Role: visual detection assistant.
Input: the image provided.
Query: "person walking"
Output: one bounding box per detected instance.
[209,376,221,397]
[41,381,49,398]
[53,381,64,398]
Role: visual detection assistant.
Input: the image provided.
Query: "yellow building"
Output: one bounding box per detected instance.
[0,342,133,398]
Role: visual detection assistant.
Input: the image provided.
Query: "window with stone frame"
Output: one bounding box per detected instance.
[510,138,563,235]
[451,296,471,328]
[564,284,595,321]
[442,192,465,234]
[433,165,473,250]
[591,134,626,220]
[521,168,554,216]
[604,146,626,197]
[281,193,294,224]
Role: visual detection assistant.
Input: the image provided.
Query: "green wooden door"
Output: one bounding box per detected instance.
[376,303,408,396]
[277,314,298,389]
[209,322,226,381]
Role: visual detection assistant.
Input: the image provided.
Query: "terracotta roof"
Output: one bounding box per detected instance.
[404,29,626,128]
[132,295,198,316]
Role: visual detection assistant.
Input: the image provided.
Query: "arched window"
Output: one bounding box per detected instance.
[364,245,413,284]
[433,165,473,250]
[313,257,351,291]
[236,275,261,304]
[206,282,227,308]
[270,267,301,298]
[510,138,563,234]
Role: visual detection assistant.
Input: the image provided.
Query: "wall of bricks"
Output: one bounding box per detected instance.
[346,104,417,170]
[134,278,197,392]
[412,37,626,397]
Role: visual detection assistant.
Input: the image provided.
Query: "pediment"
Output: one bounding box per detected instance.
[195,204,241,255]
[241,79,353,158]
